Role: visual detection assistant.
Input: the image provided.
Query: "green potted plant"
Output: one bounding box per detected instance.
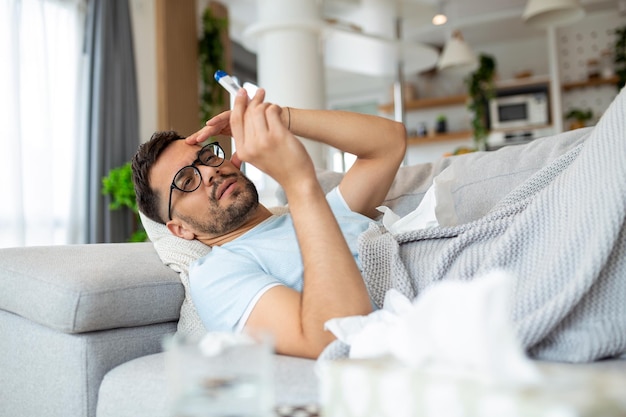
[565,108,594,130]
[465,54,497,151]
[435,114,448,133]
[101,162,147,242]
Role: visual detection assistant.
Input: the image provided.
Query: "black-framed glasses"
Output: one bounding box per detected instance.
[167,142,225,221]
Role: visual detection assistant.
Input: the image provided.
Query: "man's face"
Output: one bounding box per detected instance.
[151,140,259,237]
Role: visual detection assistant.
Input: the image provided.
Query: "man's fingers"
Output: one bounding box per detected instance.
[230,88,249,145]
[205,110,231,127]
[266,104,285,132]
[251,102,274,134]
[230,152,242,170]
[184,125,211,145]
[250,87,266,104]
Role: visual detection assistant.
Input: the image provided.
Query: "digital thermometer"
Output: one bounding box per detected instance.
[214,70,242,95]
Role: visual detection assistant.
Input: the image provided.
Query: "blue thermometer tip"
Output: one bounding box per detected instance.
[214,70,228,82]
[214,69,243,96]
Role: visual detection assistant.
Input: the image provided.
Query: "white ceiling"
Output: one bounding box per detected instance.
[227,0,622,47]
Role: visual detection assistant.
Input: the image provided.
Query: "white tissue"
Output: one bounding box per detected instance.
[378,166,458,234]
[378,185,439,233]
[324,270,541,386]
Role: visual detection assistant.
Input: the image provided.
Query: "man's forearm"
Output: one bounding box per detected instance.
[285,177,373,356]
[285,108,403,160]
[284,107,407,219]
[229,92,400,358]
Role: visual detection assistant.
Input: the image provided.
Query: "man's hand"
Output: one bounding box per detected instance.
[229,88,316,189]
[183,111,243,169]
[184,110,233,145]
[227,88,373,358]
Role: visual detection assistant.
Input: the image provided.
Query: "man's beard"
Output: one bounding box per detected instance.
[178,172,259,236]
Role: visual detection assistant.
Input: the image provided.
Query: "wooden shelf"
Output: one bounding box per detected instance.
[385,75,617,148]
[379,94,468,113]
[407,130,472,144]
[381,76,618,114]
[490,123,553,133]
[562,76,619,91]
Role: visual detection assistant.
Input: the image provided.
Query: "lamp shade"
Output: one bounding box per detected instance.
[523,0,585,27]
[437,31,477,71]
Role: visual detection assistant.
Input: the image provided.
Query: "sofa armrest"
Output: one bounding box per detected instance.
[0,242,183,333]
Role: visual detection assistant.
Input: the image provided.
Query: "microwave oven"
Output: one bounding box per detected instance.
[489,92,549,130]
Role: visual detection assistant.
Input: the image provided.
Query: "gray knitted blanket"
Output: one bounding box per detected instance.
[357,89,626,363]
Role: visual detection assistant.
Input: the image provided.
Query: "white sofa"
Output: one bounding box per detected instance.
[2,240,625,417]
[0,242,319,417]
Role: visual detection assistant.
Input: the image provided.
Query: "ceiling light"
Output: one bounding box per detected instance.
[522,0,585,27]
[437,30,477,71]
[432,1,447,26]
[432,13,447,25]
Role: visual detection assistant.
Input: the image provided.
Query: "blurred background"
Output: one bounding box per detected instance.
[2,0,624,246]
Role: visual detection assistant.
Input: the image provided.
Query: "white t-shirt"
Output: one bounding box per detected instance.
[189,187,372,332]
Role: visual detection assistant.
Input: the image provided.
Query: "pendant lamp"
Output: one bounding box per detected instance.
[432,1,447,26]
[437,30,477,71]
[523,0,585,27]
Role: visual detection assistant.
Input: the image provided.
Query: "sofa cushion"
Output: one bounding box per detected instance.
[0,242,183,333]
[381,126,592,222]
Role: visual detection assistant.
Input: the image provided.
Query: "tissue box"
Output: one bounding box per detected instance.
[319,358,626,417]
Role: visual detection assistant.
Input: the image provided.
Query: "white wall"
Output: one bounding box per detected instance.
[558,10,624,123]
[479,36,549,81]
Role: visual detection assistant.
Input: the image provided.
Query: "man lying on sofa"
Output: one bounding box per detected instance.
[133,87,404,359]
[132,86,626,361]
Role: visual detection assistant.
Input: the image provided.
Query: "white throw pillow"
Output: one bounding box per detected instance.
[138,211,210,338]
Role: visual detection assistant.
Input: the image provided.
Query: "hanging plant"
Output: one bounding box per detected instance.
[465,54,497,151]
[615,25,626,91]
[198,6,228,124]
[102,163,147,242]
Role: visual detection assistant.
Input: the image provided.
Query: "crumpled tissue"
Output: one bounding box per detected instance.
[324,270,540,386]
[378,165,458,234]
[320,272,626,417]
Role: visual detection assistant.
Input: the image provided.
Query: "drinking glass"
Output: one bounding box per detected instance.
[164,331,274,417]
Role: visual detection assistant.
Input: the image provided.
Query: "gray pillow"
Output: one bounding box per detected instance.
[382,127,591,223]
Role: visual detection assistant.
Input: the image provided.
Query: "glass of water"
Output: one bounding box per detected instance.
[164,331,274,417]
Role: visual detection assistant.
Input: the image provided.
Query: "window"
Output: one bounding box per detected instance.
[0,0,86,247]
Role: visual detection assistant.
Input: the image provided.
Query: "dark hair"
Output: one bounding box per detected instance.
[131,130,183,224]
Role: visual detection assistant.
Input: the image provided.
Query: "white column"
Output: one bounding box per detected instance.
[244,0,327,167]
[547,26,564,134]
